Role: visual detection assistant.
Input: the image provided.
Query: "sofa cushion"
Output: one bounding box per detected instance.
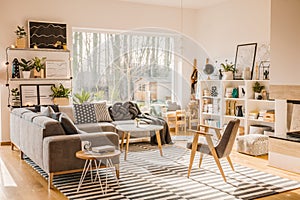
[94,102,112,122]
[58,105,76,123]
[59,113,78,135]
[41,106,56,117]
[76,122,115,133]
[74,104,97,124]
[35,105,59,113]
[109,101,139,121]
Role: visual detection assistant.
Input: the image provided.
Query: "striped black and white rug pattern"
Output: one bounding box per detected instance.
[25,144,300,200]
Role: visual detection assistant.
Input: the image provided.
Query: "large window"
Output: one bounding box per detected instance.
[72,29,177,109]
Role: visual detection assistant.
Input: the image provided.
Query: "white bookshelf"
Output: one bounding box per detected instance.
[198,79,275,134]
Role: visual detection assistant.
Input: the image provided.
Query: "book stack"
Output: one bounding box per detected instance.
[91,145,115,153]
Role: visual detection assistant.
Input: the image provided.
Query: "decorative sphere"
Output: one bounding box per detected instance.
[203,64,215,75]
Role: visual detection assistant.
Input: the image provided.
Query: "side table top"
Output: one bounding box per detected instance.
[76,150,121,160]
[116,124,163,132]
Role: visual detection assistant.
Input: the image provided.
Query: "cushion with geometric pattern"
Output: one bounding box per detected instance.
[74,104,97,124]
[94,102,112,122]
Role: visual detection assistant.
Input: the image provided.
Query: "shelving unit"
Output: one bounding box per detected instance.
[198,79,275,135]
[6,47,72,107]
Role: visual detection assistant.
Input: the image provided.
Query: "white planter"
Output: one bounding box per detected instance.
[222,71,233,80]
[254,92,262,99]
[22,71,31,79]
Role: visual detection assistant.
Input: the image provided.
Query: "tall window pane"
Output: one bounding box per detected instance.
[72,30,175,109]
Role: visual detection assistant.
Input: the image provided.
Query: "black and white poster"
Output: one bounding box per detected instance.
[20,84,54,107]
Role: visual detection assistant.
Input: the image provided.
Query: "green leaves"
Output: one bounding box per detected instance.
[15,26,26,38]
[221,62,236,72]
[73,90,93,104]
[51,84,71,98]
[252,81,265,93]
[32,57,46,72]
[19,59,34,71]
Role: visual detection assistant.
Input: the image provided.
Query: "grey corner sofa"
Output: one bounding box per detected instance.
[10,108,120,189]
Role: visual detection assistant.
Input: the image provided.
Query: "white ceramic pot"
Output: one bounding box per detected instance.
[22,71,31,79]
[222,71,233,80]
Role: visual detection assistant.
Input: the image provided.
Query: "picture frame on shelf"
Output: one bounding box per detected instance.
[234,43,257,80]
[20,84,54,107]
[28,20,67,49]
[20,84,38,107]
[45,60,68,78]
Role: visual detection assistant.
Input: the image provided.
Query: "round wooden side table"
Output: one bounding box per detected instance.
[75,150,121,193]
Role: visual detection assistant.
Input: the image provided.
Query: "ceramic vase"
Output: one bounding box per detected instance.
[222,71,233,80]
[22,71,31,79]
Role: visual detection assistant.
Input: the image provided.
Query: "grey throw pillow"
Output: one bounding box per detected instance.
[59,113,78,135]
[41,106,56,117]
[74,104,97,124]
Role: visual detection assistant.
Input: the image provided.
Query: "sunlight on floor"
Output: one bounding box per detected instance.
[0,158,17,187]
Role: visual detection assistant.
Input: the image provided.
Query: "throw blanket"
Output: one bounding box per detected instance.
[138,113,172,145]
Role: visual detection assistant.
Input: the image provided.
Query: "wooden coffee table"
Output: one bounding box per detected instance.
[75,150,120,193]
[116,124,164,160]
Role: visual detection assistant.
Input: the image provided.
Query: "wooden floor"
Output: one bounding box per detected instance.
[1,136,300,200]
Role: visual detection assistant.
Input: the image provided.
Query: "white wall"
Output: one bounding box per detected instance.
[0,0,198,142]
[195,0,271,64]
[270,0,300,86]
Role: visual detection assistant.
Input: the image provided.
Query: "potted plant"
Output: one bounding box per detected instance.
[252,81,265,99]
[19,58,34,78]
[15,26,27,48]
[31,57,46,78]
[11,88,21,107]
[221,60,236,80]
[73,89,93,104]
[51,83,71,105]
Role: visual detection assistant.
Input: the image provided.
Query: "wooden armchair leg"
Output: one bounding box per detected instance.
[199,153,203,168]
[188,134,199,178]
[226,156,235,171]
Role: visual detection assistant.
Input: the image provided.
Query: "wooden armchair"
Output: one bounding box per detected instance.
[187,119,240,182]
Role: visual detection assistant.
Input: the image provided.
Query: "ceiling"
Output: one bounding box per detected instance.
[120,0,229,9]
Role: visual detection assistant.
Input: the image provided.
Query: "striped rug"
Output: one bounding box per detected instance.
[25,144,300,200]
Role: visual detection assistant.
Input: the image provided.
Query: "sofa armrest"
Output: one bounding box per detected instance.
[43,132,120,173]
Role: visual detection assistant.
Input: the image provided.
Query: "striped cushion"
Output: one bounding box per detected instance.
[94,102,112,122]
[74,104,97,124]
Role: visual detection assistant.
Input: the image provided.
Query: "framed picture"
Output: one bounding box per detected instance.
[39,84,55,105]
[20,84,54,107]
[45,60,68,78]
[28,20,67,49]
[234,43,257,80]
[20,85,38,107]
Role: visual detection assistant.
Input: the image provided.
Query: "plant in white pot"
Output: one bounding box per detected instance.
[51,84,71,105]
[252,81,265,100]
[15,26,27,48]
[11,88,21,107]
[19,59,34,78]
[221,60,236,80]
[32,57,46,78]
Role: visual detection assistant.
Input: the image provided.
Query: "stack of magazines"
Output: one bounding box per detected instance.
[91,145,115,153]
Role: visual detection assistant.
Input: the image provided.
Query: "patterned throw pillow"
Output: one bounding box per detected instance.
[94,102,112,122]
[74,104,97,124]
